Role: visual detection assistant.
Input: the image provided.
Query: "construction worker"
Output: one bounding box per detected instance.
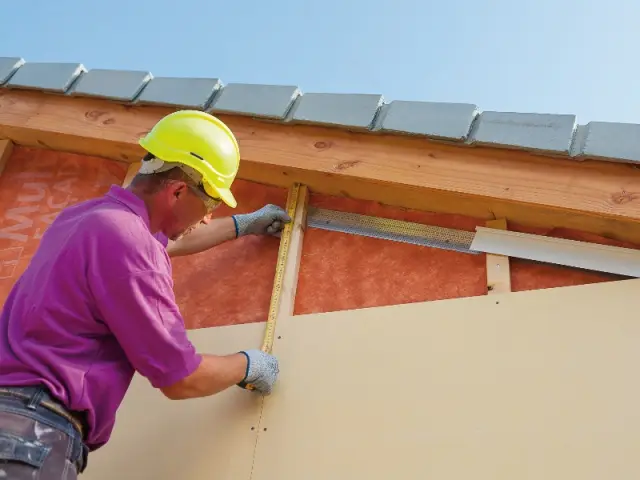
[0,110,289,479]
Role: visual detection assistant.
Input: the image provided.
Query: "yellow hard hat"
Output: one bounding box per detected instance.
[138,110,240,208]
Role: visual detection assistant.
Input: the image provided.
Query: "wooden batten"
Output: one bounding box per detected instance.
[275,185,309,320]
[121,162,141,187]
[0,139,13,178]
[484,218,512,294]
[2,90,640,244]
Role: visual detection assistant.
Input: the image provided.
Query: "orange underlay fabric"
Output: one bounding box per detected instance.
[0,147,635,331]
[170,179,287,329]
[0,147,127,305]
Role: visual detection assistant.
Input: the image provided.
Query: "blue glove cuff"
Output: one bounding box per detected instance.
[236,350,251,388]
[231,216,240,238]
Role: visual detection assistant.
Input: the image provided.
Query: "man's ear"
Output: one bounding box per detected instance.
[168,182,188,202]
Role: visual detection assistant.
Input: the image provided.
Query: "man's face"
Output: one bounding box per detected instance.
[161,181,218,241]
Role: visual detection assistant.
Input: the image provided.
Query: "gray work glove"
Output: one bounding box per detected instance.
[237,349,279,395]
[232,204,291,238]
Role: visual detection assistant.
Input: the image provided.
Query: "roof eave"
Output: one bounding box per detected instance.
[2,57,640,245]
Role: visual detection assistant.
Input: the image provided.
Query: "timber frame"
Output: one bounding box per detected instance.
[2,87,640,245]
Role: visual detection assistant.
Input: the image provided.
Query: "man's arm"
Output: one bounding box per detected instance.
[161,349,279,399]
[91,268,279,398]
[161,353,247,399]
[166,217,237,257]
[88,227,278,397]
[166,204,292,257]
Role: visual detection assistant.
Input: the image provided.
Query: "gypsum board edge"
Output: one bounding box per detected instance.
[306,207,478,254]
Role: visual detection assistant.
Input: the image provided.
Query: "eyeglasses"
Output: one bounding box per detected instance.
[188,183,222,214]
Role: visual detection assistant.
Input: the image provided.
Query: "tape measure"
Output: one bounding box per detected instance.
[243,183,301,391]
[261,182,301,352]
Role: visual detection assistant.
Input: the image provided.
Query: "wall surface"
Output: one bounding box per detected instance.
[85,277,640,479]
[0,146,632,324]
[1,146,636,478]
[0,147,127,304]
[83,321,265,480]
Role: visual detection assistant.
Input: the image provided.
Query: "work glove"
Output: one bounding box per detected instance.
[237,349,279,395]
[232,204,291,238]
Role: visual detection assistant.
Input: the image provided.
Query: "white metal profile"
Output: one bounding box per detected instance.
[470,227,640,278]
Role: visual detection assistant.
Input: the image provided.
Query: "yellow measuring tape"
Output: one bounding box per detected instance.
[261,182,301,352]
[244,183,301,390]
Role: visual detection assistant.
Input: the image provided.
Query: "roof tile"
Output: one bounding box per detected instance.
[290,92,383,129]
[210,83,300,119]
[70,69,152,101]
[4,61,84,93]
[576,122,640,162]
[0,57,24,85]
[470,111,576,153]
[377,100,477,141]
[136,76,221,109]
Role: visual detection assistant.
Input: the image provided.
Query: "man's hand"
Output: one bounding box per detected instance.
[232,204,291,238]
[237,349,279,395]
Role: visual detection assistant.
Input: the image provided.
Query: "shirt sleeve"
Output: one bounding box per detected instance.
[153,231,169,249]
[87,224,201,388]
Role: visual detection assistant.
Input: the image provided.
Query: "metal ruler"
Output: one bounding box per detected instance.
[306,207,478,254]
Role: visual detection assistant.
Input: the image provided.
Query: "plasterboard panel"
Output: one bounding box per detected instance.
[471,226,640,277]
[252,278,640,479]
[83,322,265,480]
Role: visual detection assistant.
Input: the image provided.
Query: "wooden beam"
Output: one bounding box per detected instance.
[0,139,13,178]
[484,218,511,295]
[121,161,140,187]
[262,184,309,353]
[277,184,309,320]
[3,90,640,244]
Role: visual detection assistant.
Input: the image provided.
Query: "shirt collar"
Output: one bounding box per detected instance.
[105,185,152,230]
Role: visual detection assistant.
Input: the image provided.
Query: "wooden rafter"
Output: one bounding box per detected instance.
[2,90,640,244]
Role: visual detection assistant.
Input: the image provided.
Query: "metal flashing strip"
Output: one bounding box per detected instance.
[304,207,640,275]
[471,227,640,278]
[306,207,478,254]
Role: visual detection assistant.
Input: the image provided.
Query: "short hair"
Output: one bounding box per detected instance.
[129,153,197,195]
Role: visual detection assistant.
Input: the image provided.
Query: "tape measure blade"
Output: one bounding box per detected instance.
[261,183,301,352]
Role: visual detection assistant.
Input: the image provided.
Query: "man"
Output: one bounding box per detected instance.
[0,110,289,478]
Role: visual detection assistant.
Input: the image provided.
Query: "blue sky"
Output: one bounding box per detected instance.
[1,0,638,124]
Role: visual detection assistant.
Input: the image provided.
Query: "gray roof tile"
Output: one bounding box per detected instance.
[3,55,640,167]
[210,83,300,119]
[5,62,84,93]
[575,121,640,163]
[290,92,383,129]
[470,111,577,153]
[377,100,478,141]
[569,124,589,158]
[136,76,221,109]
[70,69,152,101]
[0,57,24,85]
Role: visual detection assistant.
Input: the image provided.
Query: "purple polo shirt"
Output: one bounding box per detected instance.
[0,185,202,450]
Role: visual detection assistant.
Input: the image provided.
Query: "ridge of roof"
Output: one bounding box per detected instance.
[1,56,639,165]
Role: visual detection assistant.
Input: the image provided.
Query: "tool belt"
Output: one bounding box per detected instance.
[0,386,86,439]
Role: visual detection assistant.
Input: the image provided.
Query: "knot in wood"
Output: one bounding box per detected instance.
[611,190,639,205]
[314,141,332,150]
[333,160,361,171]
[85,110,115,125]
